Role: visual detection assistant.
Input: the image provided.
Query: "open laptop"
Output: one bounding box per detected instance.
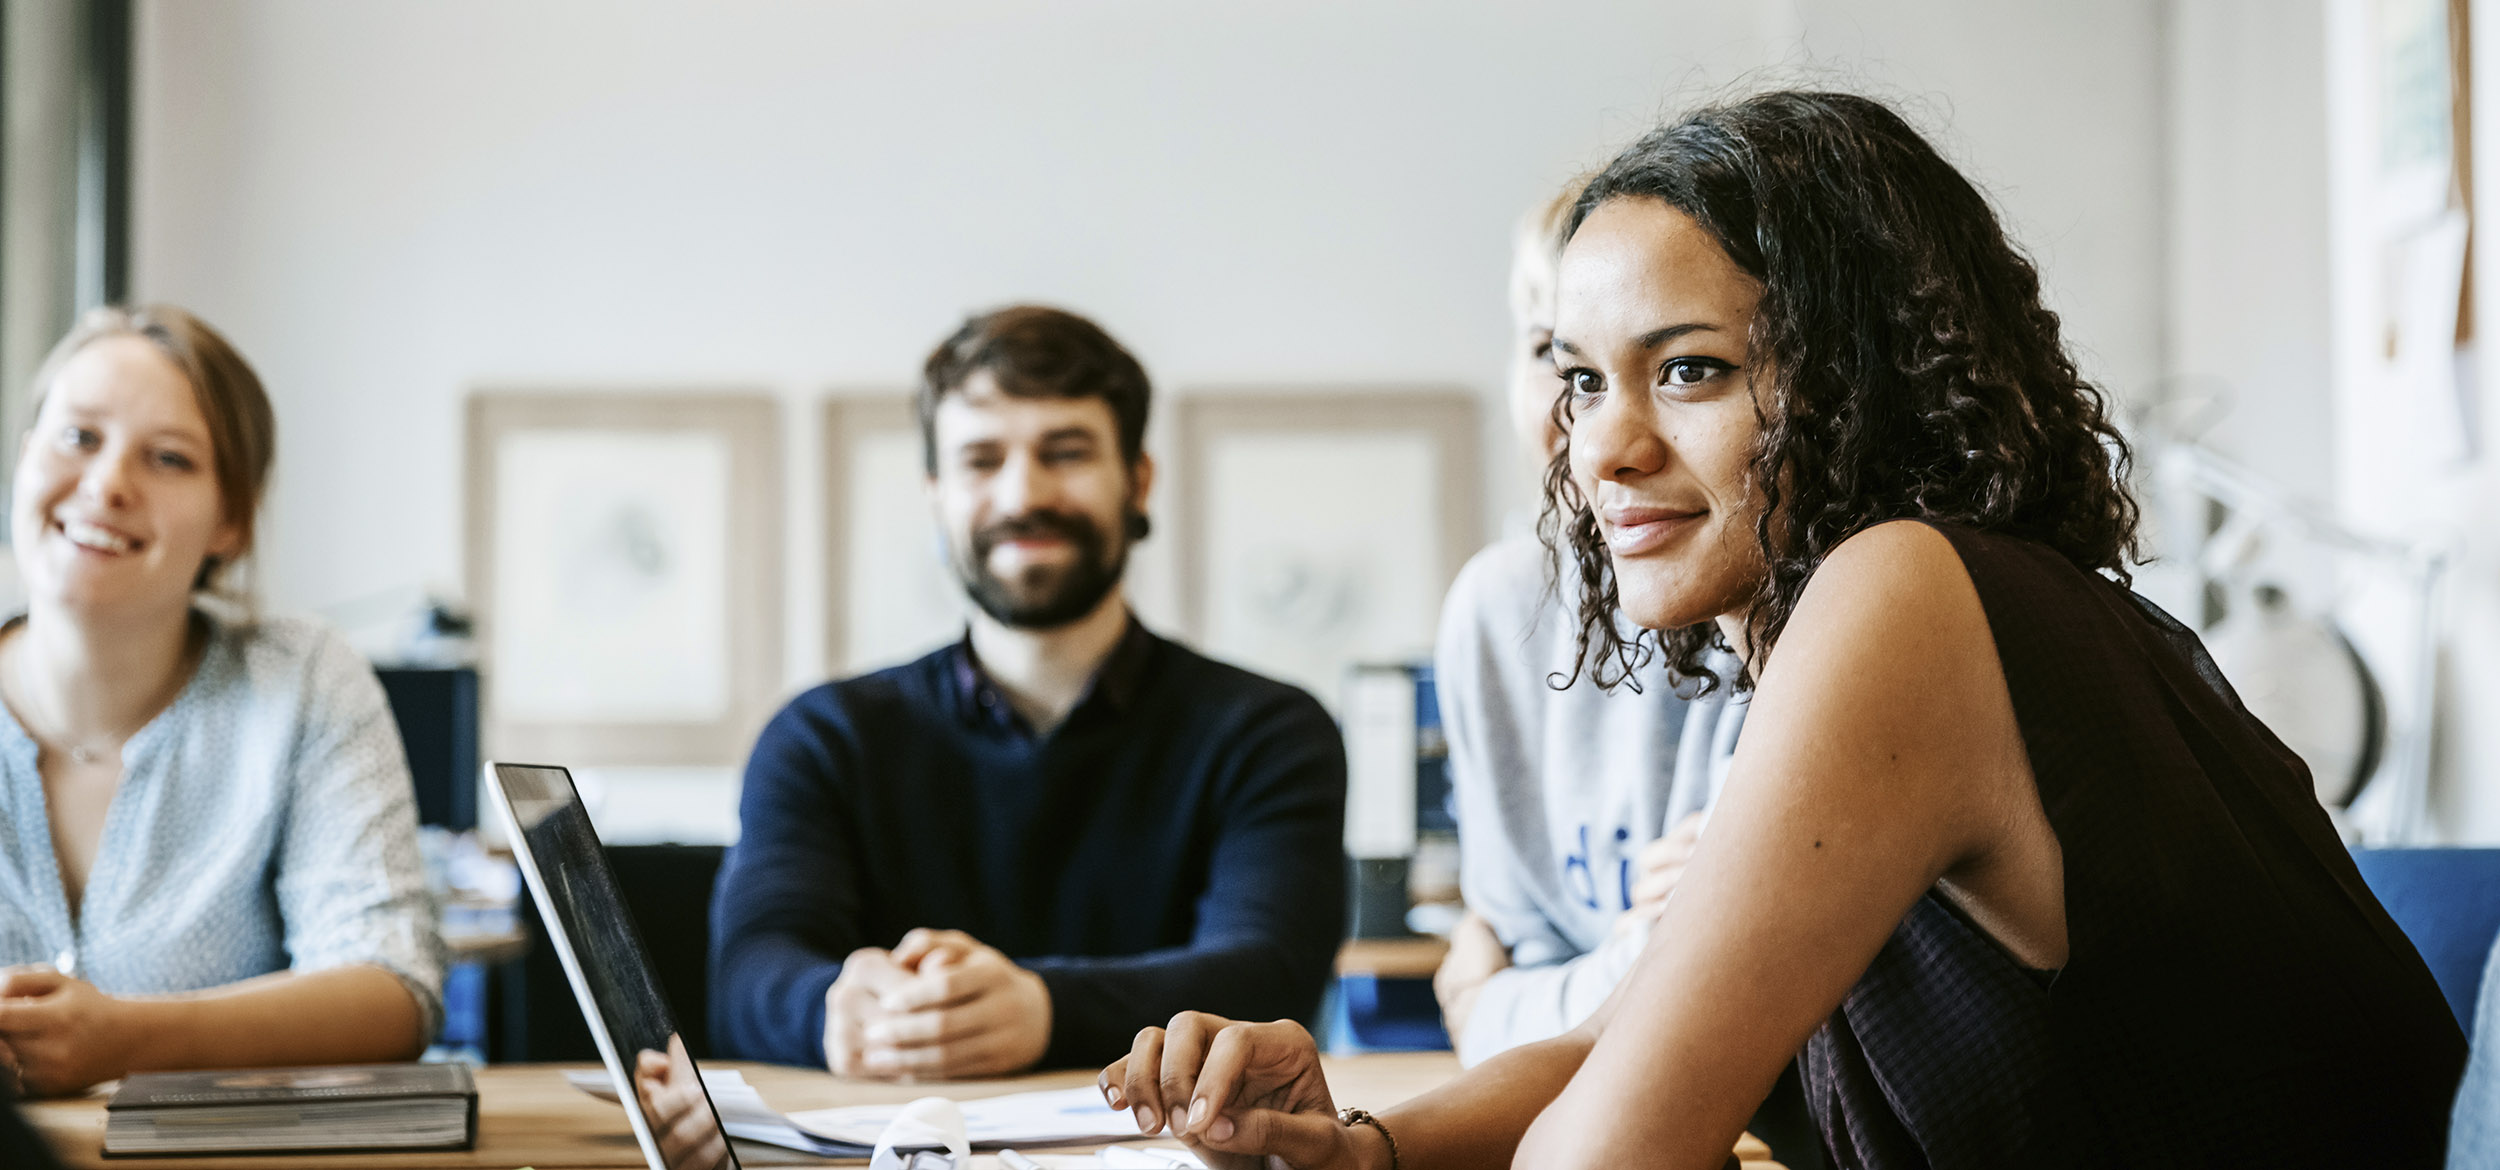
[486,761,741,1170]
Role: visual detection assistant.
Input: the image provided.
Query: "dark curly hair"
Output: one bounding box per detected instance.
[1541,90,2141,694]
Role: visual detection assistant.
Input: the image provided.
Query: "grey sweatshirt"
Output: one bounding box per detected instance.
[1435,534,1746,1066]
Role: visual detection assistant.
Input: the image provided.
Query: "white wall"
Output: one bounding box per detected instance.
[1787,0,2168,403]
[2168,0,2332,490]
[130,1,2167,839]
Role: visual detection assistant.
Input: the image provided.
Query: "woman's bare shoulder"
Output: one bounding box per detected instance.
[1804,518,1971,600]
[1742,518,2022,854]
[1770,519,1993,679]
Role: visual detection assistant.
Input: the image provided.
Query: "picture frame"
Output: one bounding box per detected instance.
[820,394,967,676]
[465,392,783,765]
[1169,389,1480,710]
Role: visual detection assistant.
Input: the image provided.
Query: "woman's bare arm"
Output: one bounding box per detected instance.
[1362,1028,1597,1170]
[130,964,429,1067]
[0,964,425,1094]
[1513,520,2051,1166]
[1108,521,2053,1170]
[1106,1013,1594,1170]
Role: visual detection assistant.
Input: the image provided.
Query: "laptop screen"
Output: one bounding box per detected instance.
[493,762,738,1170]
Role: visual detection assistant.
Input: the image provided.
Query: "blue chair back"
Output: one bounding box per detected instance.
[1328,973,1451,1052]
[2351,847,2500,1029]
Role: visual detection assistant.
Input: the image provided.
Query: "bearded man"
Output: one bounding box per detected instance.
[709,306,1347,1078]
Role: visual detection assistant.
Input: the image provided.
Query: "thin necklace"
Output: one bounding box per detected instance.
[6,636,133,767]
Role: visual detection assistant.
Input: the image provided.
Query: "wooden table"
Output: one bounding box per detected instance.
[1335,937,1450,980]
[28,1054,1782,1168]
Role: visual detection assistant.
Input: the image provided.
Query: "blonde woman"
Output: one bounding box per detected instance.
[0,306,439,1097]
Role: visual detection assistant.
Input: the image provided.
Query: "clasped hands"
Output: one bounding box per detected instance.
[824,928,1052,1080]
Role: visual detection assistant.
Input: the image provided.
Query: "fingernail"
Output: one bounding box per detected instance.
[1187,1098,1209,1130]
[1104,1085,1125,1108]
[1209,1114,1235,1142]
[1135,1106,1158,1133]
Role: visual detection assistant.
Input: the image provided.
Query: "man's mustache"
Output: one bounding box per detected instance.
[972,510,1101,554]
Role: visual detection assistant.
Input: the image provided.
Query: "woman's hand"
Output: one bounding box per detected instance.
[633,1033,730,1170]
[0,966,141,1096]
[1101,1013,1369,1170]
[1433,913,1510,1042]
[1615,812,1708,938]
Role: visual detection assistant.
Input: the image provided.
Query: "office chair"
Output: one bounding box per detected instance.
[508,843,726,1061]
[2350,847,2500,1029]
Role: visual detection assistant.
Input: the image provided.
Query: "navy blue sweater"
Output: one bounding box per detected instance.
[708,627,1347,1068]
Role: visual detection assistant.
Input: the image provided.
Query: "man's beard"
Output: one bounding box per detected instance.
[956,508,1131,630]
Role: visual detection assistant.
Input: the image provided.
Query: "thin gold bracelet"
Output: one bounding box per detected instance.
[1338,1107,1401,1170]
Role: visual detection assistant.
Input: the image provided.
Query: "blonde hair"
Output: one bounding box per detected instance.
[24,305,277,594]
[1510,175,1590,323]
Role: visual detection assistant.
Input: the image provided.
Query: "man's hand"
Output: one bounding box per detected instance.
[888,928,978,971]
[1432,912,1511,1043]
[1615,811,1707,938]
[0,967,142,1097]
[824,948,916,1078]
[852,929,1051,1080]
[634,1033,730,1170]
[827,929,1052,1081]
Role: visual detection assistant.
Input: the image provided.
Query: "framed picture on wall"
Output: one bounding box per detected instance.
[821,394,966,676]
[465,392,783,765]
[1170,389,1480,712]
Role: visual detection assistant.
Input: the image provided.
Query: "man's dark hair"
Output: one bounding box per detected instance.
[918,305,1152,474]
[1543,90,2141,695]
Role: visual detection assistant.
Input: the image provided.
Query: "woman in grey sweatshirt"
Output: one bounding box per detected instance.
[1435,538,1744,1065]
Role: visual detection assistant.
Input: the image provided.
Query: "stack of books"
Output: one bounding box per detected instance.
[102,1064,476,1156]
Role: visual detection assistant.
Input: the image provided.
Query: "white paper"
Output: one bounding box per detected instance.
[787,1086,1140,1149]
[567,1075,1139,1155]
[2387,209,2475,464]
[1007,1150,1206,1168]
[2376,0,2455,228]
[565,1068,869,1157]
[1093,1149,1204,1168]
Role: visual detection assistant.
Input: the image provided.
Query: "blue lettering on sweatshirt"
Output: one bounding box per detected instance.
[1563,823,1639,911]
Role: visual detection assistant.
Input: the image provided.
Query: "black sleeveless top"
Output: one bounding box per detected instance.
[1801,524,2465,1169]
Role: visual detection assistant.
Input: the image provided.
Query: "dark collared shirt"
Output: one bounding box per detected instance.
[946,616,1155,739]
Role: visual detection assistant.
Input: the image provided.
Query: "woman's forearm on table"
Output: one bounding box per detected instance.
[1372,1027,1596,1170]
[124,965,427,1071]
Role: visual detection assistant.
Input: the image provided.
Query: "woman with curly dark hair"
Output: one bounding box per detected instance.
[1099,91,2465,1169]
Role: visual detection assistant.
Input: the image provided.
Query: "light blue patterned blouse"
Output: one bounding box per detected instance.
[0,609,443,1033]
